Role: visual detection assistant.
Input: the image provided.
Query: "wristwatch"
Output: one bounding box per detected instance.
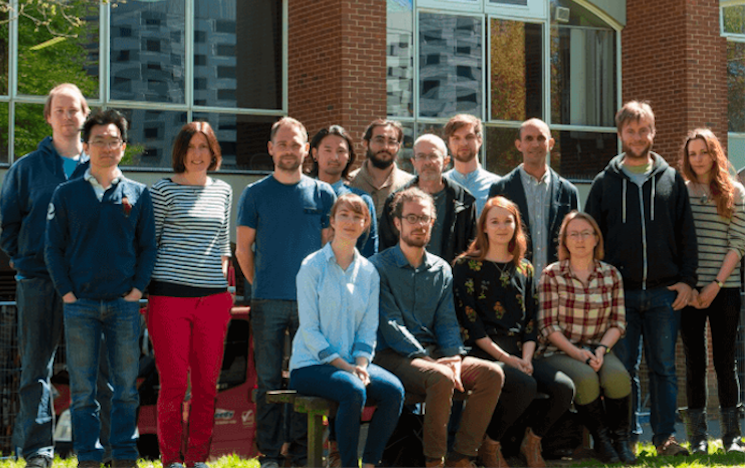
[714,279,724,288]
[597,344,610,354]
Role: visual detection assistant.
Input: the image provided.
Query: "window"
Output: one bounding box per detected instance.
[723,5,745,171]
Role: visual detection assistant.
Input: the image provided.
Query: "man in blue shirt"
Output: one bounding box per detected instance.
[236,117,336,468]
[371,187,503,468]
[45,109,157,468]
[0,83,89,468]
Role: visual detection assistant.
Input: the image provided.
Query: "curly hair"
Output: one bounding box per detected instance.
[680,128,735,218]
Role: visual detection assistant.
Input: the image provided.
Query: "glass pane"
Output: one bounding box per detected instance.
[0,102,7,163]
[117,109,187,168]
[396,122,416,174]
[489,0,528,6]
[728,41,745,132]
[419,13,482,118]
[0,7,7,95]
[17,0,99,99]
[489,20,542,122]
[387,0,414,117]
[192,113,277,171]
[110,0,185,103]
[194,0,282,109]
[484,126,521,176]
[14,103,47,158]
[552,130,617,180]
[723,6,745,35]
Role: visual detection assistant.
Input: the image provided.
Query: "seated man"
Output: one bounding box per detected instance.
[370,187,504,468]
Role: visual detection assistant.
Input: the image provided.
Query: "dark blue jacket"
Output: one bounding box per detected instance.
[45,176,157,300]
[0,137,89,279]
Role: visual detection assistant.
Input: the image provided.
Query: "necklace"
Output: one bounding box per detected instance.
[693,183,710,204]
[495,262,511,281]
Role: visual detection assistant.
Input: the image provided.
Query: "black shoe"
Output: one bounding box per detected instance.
[683,408,708,454]
[575,397,620,463]
[605,395,638,464]
[721,407,745,453]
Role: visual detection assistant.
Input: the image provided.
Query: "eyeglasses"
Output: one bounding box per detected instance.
[400,214,432,225]
[567,230,596,240]
[90,138,123,149]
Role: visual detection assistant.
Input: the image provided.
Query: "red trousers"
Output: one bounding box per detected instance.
[147,293,232,466]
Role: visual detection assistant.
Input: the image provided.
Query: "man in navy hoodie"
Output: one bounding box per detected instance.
[0,83,89,468]
[45,109,157,468]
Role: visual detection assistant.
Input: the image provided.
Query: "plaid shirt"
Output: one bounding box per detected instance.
[538,259,626,356]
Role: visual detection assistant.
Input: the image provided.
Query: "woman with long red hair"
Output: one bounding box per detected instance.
[453,196,574,468]
[679,128,745,453]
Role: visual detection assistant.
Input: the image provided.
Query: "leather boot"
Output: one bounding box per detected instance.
[519,427,546,468]
[575,397,620,463]
[478,436,510,468]
[604,395,638,464]
[683,407,708,454]
[721,407,745,453]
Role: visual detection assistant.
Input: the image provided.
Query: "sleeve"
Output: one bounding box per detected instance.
[237,185,258,229]
[295,257,339,364]
[0,166,22,259]
[377,195,399,251]
[464,199,478,253]
[150,182,167,247]
[675,172,698,288]
[452,259,489,344]
[538,267,563,339]
[607,266,627,335]
[727,183,745,258]
[359,196,378,258]
[132,187,158,292]
[522,262,539,343]
[220,185,233,257]
[352,268,379,362]
[44,188,74,296]
[432,265,467,357]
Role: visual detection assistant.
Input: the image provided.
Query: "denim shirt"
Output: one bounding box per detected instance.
[370,245,466,358]
[289,243,380,371]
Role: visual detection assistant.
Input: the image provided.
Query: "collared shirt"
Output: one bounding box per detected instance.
[289,242,380,371]
[519,165,551,278]
[538,260,626,356]
[349,160,414,219]
[444,165,501,216]
[370,244,466,358]
[84,168,123,201]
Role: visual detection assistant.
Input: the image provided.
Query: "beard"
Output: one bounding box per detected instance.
[276,154,302,172]
[622,140,652,161]
[401,229,430,248]
[453,148,477,163]
[367,148,395,170]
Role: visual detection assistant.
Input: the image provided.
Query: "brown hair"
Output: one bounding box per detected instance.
[271,116,308,142]
[557,211,605,261]
[389,186,435,221]
[330,193,371,235]
[443,114,482,140]
[458,196,526,267]
[45,83,90,120]
[615,100,655,134]
[362,119,404,144]
[172,122,222,173]
[681,128,736,218]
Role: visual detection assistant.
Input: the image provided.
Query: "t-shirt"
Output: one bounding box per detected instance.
[237,174,336,300]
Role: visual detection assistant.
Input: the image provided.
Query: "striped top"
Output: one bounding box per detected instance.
[150,177,232,291]
[687,180,745,288]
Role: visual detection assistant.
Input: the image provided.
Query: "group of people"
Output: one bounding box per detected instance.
[1,81,744,468]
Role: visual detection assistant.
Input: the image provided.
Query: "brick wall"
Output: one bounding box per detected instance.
[287,0,387,159]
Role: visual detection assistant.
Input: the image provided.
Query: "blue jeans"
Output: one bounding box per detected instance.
[64,298,141,463]
[14,277,64,460]
[613,287,680,447]
[290,364,404,467]
[251,299,306,465]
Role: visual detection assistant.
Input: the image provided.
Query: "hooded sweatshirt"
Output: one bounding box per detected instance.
[585,152,697,291]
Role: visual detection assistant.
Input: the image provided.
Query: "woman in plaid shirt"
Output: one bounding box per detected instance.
[538,211,634,464]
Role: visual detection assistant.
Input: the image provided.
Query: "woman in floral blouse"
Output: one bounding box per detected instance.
[538,211,634,464]
[453,196,573,468]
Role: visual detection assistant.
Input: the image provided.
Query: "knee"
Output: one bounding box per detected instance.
[477,361,504,389]
[572,374,601,405]
[340,380,367,410]
[602,372,631,399]
[425,366,456,395]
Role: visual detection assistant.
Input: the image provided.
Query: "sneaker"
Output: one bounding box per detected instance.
[259,459,280,468]
[656,436,690,457]
[25,456,52,468]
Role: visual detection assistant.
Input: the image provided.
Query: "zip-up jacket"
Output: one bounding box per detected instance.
[0,137,89,279]
[585,152,697,291]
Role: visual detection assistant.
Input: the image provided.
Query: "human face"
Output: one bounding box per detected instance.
[515,120,554,169]
[687,138,714,183]
[393,199,434,248]
[268,124,309,173]
[412,140,448,183]
[46,91,87,140]
[484,206,516,249]
[184,132,212,175]
[564,218,598,260]
[448,125,482,163]
[365,125,400,169]
[330,204,367,243]
[619,117,655,162]
[84,124,126,170]
[314,134,350,181]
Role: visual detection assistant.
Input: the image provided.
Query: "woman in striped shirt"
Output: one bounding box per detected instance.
[147,122,234,468]
[680,128,745,454]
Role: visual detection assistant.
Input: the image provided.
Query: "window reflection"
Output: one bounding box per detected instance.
[387,0,414,117]
[723,6,745,36]
[0,8,7,95]
[0,102,7,163]
[484,126,522,176]
[552,130,617,180]
[116,109,187,168]
[192,113,276,171]
[14,103,46,159]
[728,41,745,132]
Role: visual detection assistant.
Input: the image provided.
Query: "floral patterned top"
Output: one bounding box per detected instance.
[453,257,538,350]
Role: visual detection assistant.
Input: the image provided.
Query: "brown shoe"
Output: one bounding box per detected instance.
[326,440,342,468]
[424,457,444,468]
[520,427,546,468]
[444,455,476,468]
[478,436,510,468]
[656,436,690,457]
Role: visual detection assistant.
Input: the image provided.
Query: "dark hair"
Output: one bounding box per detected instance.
[45,83,90,120]
[557,211,605,261]
[362,119,404,144]
[270,116,308,142]
[309,125,356,180]
[443,114,482,141]
[171,122,222,173]
[458,196,527,267]
[82,109,128,143]
[390,186,435,220]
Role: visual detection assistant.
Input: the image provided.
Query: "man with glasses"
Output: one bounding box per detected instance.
[378,134,476,263]
[349,119,414,221]
[488,118,579,280]
[0,83,90,468]
[45,109,157,468]
[371,187,503,468]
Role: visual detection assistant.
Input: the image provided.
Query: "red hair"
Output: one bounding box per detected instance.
[456,196,526,267]
[681,128,735,218]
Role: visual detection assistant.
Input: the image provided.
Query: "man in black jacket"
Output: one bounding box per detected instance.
[378,134,476,263]
[585,100,697,458]
[488,118,579,279]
